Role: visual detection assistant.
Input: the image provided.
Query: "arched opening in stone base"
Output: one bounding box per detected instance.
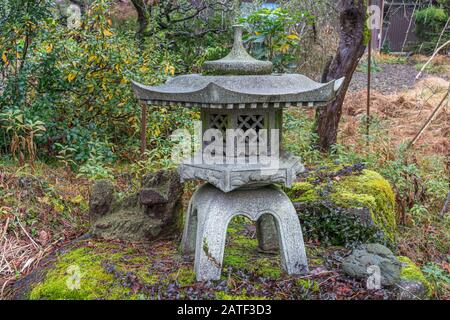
[222,214,283,280]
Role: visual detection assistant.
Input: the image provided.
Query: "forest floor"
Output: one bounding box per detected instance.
[9,225,395,300]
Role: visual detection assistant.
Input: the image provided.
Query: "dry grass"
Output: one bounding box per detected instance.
[0,218,57,297]
[411,54,450,78]
[341,76,449,156]
[0,165,92,298]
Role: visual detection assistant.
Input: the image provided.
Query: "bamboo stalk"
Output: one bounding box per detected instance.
[415,40,450,80]
[407,87,449,148]
[366,35,372,146]
[140,102,147,157]
[401,0,417,53]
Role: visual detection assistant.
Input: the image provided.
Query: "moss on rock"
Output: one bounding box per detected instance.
[331,170,396,242]
[287,169,396,245]
[398,256,432,297]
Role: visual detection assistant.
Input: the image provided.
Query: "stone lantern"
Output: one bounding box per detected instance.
[132,25,343,281]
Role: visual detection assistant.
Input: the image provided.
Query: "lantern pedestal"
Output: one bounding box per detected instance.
[181,183,308,281]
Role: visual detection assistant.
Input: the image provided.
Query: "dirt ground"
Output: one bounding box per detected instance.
[350,55,450,94]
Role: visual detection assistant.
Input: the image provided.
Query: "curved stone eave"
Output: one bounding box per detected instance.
[131,76,345,106]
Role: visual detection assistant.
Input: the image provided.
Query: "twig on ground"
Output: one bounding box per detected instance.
[16,217,40,250]
[0,217,10,245]
[395,282,422,300]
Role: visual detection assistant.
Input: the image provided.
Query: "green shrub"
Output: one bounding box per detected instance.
[0,0,194,167]
[238,7,314,72]
[414,6,449,54]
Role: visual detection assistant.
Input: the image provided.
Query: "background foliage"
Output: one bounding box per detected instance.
[414,5,450,54]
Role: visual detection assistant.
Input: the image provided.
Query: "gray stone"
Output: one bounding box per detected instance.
[342,243,401,286]
[131,21,346,283]
[203,25,273,75]
[140,170,182,224]
[179,151,304,192]
[256,214,279,253]
[89,179,115,222]
[131,74,343,107]
[89,170,182,242]
[397,279,428,300]
[181,183,308,281]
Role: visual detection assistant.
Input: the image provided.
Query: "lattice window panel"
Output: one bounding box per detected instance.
[209,114,228,132]
[207,114,228,157]
[237,114,265,159]
[237,114,264,132]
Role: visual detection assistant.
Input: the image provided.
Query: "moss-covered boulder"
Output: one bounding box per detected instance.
[89,170,183,242]
[397,256,432,299]
[286,168,396,246]
[342,243,401,287]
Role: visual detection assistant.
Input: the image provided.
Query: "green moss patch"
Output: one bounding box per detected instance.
[331,170,396,242]
[29,246,136,300]
[223,234,282,278]
[286,168,396,245]
[398,256,433,297]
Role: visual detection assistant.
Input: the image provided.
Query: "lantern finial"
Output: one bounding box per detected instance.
[202,25,273,75]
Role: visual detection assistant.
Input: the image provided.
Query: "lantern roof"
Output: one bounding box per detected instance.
[131,25,344,108]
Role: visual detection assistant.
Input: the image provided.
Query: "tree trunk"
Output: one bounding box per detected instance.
[315,0,368,152]
[130,0,151,43]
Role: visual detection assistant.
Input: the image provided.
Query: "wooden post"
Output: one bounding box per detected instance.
[366,34,372,146]
[140,102,147,157]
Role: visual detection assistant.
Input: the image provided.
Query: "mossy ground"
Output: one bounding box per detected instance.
[25,217,396,300]
[29,246,136,300]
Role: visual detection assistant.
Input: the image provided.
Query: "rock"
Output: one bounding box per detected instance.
[89,179,115,222]
[89,170,183,242]
[397,279,427,300]
[396,256,432,299]
[140,170,182,223]
[256,215,278,253]
[286,168,396,246]
[342,243,401,287]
